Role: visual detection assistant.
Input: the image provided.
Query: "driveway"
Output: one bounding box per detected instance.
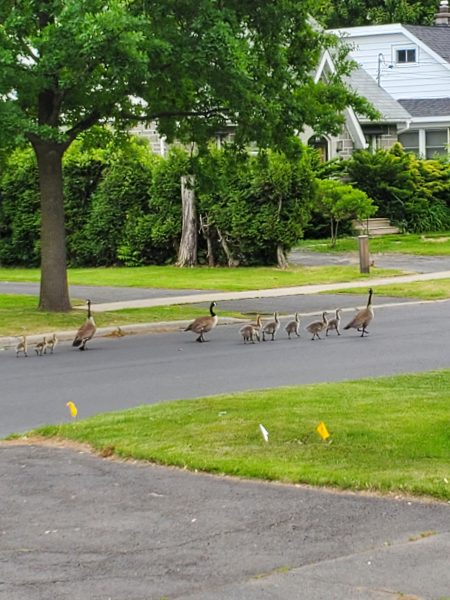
[1,442,449,600]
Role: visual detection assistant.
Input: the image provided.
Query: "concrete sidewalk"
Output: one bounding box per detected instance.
[1,270,449,349]
[90,269,450,312]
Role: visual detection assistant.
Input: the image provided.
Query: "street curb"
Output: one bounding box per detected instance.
[2,298,448,350]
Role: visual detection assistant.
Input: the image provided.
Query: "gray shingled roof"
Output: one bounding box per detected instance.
[403,25,450,62]
[346,67,411,123]
[398,97,450,117]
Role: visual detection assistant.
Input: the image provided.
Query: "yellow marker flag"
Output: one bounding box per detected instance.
[66,401,78,418]
[316,421,330,440]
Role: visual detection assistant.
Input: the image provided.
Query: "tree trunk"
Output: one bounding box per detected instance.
[216,226,239,267]
[276,244,288,269]
[176,175,197,267]
[32,139,72,312]
[199,214,215,267]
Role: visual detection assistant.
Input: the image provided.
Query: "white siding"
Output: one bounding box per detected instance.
[333,28,450,99]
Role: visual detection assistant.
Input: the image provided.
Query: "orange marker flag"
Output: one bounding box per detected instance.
[66,401,78,418]
[316,421,330,440]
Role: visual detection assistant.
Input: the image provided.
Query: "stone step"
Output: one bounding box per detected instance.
[352,218,400,236]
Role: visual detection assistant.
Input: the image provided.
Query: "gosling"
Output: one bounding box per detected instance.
[285,313,301,339]
[326,309,342,336]
[306,312,328,340]
[35,337,48,356]
[239,324,260,344]
[262,312,280,341]
[16,335,28,358]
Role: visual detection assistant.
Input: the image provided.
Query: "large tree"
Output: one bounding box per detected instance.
[0,0,372,311]
[317,0,440,28]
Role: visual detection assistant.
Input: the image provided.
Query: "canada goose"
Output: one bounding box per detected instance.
[184,301,218,343]
[326,309,342,336]
[239,324,260,344]
[35,336,48,356]
[262,312,280,341]
[344,288,374,337]
[16,335,28,358]
[72,299,97,350]
[46,333,58,353]
[306,312,328,340]
[285,312,300,339]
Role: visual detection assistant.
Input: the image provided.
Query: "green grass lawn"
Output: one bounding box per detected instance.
[0,264,398,291]
[296,232,450,255]
[0,295,244,337]
[328,279,450,301]
[18,370,450,501]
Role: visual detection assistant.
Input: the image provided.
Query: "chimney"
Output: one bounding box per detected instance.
[435,0,450,26]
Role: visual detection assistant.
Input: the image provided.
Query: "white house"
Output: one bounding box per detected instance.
[330,0,450,158]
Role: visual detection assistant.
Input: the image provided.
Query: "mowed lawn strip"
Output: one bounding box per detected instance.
[0,264,398,291]
[326,279,450,301]
[296,232,450,256]
[22,370,450,501]
[0,295,243,337]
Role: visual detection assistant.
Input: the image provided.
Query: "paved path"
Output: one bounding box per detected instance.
[1,443,449,600]
[289,249,450,273]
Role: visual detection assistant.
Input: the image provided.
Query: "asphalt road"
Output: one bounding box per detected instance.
[1,443,450,600]
[2,296,450,599]
[1,298,450,438]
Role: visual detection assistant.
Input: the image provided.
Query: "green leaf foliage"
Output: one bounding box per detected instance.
[0,148,40,266]
[317,0,439,28]
[314,179,377,245]
[347,145,450,233]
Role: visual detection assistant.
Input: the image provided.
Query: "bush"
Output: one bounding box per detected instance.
[0,148,40,266]
[347,145,450,233]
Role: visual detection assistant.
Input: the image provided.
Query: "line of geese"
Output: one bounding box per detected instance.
[184,289,374,343]
[15,299,97,357]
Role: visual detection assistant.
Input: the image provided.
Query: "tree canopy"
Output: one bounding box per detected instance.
[0,0,373,310]
[317,0,440,28]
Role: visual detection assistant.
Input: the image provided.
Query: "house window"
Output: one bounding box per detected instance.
[398,131,419,155]
[396,48,416,63]
[426,129,448,158]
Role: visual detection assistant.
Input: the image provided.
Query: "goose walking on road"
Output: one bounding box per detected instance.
[344,289,374,337]
[326,309,342,336]
[35,337,48,356]
[16,335,28,358]
[185,301,218,343]
[262,312,280,341]
[73,299,97,350]
[306,312,328,340]
[239,324,260,344]
[285,313,301,339]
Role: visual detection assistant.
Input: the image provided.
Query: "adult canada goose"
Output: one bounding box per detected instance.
[285,312,300,339]
[184,301,218,343]
[46,333,58,354]
[72,299,97,350]
[262,312,280,341]
[16,335,28,358]
[326,309,342,336]
[239,324,260,344]
[35,336,48,356]
[344,288,374,337]
[306,312,328,340]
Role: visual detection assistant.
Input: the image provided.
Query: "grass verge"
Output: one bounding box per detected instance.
[0,295,243,337]
[0,264,398,291]
[296,232,450,256]
[326,279,450,301]
[18,370,450,501]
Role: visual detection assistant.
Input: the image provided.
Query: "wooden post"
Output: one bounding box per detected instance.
[358,235,370,274]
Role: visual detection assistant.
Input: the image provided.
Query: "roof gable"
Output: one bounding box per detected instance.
[403,24,450,62]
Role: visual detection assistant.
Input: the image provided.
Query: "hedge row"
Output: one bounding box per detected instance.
[1,133,450,268]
